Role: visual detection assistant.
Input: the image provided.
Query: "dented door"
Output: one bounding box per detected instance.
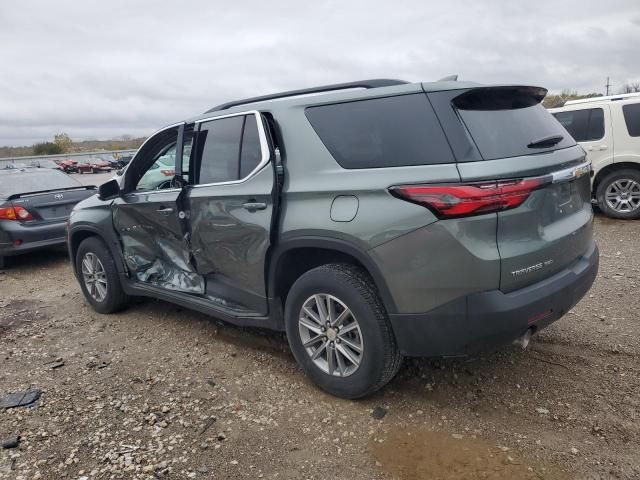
[186,111,274,314]
[112,124,204,294]
[113,189,204,294]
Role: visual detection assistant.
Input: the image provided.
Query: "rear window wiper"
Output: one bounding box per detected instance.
[527,134,564,149]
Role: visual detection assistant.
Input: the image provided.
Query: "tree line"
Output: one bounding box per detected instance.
[0,134,145,158]
[543,82,640,108]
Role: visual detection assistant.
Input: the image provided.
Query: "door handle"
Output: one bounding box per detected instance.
[156,207,174,215]
[242,201,267,211]
[588,145,607,151]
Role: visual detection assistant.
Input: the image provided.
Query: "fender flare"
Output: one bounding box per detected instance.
[267,235,397,314]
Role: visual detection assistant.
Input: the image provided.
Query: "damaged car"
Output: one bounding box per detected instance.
[68,79,598,398]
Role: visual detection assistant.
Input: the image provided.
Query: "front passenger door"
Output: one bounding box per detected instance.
[113,124,205,294]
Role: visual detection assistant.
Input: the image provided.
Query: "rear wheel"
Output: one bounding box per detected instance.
[76,237,129,313]
[285,264,402,399]
[596,169,640,219]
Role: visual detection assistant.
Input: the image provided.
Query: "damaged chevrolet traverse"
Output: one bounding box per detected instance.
[68,79,598,398]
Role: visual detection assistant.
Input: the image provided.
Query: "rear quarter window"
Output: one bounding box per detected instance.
[622,103,640,137]
[305,94,454,169]
[552,108,604,142]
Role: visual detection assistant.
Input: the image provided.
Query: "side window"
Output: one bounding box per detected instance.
[197,116,243,184]
[305,94,454,168]
[126,127,179,192]
[552,108,604,142]
[135,144,176,191]
[195,114,264,184]
[240,115,262,178]
[622,103,640,137]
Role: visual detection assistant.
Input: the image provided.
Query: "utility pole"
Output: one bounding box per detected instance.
[605,77,611,96]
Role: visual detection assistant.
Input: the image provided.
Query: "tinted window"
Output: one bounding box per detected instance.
[457,102,575,160]
[622,103,640,137]
[552,108,604,142]
[197,116,243,184]
[0,169,81,198]
[240,115,262,178]
[305,94,454,168]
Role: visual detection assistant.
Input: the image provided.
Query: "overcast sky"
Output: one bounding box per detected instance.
[0,0,638,146]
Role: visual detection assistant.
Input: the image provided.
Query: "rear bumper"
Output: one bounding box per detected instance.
[389,241,599,357]
[0,220,67,256]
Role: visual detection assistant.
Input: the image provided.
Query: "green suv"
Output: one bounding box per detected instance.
[68,79,598,398]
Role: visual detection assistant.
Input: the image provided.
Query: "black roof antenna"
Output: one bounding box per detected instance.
[438,74,458,81]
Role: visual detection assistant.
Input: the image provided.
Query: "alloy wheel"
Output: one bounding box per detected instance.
[81,252,108,302]
[605,179,640,213]
[298,293,364,377]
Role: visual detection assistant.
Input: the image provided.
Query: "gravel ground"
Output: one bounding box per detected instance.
[0,214,638,480]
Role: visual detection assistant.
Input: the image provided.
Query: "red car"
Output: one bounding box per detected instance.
[77,159,112,174]
[56,159,78,173]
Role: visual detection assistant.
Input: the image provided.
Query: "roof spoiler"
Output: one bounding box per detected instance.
[452,86,548,110]
[7,185,96,201]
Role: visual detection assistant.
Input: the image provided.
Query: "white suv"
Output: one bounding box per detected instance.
[550,93,640,219]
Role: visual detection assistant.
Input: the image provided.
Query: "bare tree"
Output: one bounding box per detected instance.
[619,82,640,94]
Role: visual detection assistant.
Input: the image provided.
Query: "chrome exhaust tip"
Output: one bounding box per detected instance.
[513,328,533,349]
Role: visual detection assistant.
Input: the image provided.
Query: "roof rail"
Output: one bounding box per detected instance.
[205,79,409,113]
[564,91,640,106]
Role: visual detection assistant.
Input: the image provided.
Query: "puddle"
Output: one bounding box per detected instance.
[370,429,571,480]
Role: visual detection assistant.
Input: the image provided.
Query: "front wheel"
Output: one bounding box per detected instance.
[285,264,402,399]
[596,169,640,219]
[76,237,129,314]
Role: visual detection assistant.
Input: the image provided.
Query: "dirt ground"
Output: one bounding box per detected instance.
[0,214,638,480]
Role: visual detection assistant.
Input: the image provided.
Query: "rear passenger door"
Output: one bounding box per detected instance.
[186,111,274,314]
[552,106,613,173]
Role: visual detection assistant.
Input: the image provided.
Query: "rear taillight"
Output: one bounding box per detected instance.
[390,177,548,218]
[160,169,175,177]
[0,206,34,221]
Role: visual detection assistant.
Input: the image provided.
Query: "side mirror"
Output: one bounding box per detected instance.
[98,179,120,201]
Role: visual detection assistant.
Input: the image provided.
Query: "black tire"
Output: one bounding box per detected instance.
[75,237,129,314]
[285,263,402,399]
[596,169,640,220]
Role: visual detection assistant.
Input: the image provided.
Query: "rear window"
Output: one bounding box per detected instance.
[305,94,454,169]
[552,108,604,142]
[622,103,640,137]
[452,87,575,160]
[0,169,81,198]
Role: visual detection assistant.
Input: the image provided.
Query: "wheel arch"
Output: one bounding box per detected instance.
[593,162,640,195]
[268,236,397,316]
[69,226,126,278]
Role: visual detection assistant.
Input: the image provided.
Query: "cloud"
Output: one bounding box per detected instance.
[0,0,638,145]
